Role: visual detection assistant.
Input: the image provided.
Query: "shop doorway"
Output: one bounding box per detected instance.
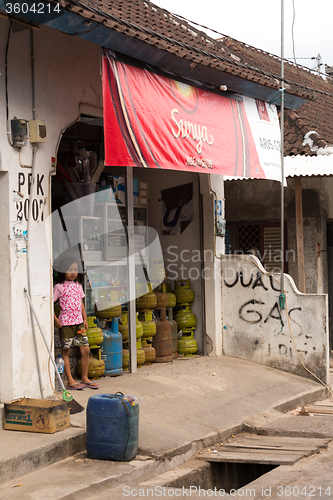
[52,115,206,374]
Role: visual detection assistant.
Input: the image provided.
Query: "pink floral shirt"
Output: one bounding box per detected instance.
[53,281,85,326]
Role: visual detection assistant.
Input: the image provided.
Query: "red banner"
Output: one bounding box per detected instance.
[103,50,281,180]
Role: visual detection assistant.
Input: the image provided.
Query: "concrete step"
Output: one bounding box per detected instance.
[0,445,209,500]
[0,452,155,500]
[0,425,86,486]
[1,355,331,488]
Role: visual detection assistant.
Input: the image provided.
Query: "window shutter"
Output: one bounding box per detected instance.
[263,226,282,273]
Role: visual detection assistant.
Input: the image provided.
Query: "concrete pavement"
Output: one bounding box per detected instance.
[0,354,332,499]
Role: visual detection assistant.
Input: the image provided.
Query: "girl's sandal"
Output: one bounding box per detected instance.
[81,382,99,389]
[67,383,85,390]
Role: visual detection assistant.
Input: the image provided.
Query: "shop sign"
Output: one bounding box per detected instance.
[103,50,282,181]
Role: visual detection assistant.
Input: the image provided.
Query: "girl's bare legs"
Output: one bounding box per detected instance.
[79,345,92,384]
[62,348,76,387]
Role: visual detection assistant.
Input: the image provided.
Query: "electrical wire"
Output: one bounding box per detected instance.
[61,0,333,99]
[150,1,330,80]
[291,0,301,84]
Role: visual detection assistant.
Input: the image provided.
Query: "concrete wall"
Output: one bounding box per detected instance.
[0,20,102,401]
[200,173,224,356]
[222,254,329,383]
[224,177,330,295]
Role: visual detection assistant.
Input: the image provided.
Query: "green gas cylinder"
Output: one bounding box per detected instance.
[178,328,198,356]
[174,279,195,305]
[86,316,104,348]
[136,292,157,311]
[118,312,143,341]
[77,356,105,378]
[138,310,156,339]
[95,299,122,320]
[174,305,197,330]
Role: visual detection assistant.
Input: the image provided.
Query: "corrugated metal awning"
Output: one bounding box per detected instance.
[285,155,333,178]
[225,154,333,181]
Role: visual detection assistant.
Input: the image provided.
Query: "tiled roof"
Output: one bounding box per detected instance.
[45,0,333,157]
[49,0,316,103]
[220,38,333,156]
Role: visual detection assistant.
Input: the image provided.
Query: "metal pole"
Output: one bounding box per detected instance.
[24,288,66,391]
[280,0,285,296]
[125,167,137,373]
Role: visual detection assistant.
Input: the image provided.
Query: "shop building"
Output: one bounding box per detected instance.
[0,0,322,403]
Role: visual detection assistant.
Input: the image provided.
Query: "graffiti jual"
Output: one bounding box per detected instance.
[171,109,214,154]
[225,268,302,329]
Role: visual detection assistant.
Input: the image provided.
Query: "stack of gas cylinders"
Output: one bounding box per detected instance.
[77,315,106,378]
[83,275,198,375]
[119,311,145,369]
[174,279,198,356]
[79,309,124,379]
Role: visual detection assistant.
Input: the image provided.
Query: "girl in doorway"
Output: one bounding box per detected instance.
[53,256,99,390]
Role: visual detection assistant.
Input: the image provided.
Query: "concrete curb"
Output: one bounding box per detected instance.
[273,387,330,412]
[0,429,86,485]
[0,379,330,488]
[47,426,243,500]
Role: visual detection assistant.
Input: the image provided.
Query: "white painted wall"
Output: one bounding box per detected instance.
[0,20,102,401]
[222,254,329,383]
[200,173,224,356]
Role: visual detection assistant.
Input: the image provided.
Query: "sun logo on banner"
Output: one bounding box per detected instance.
[169,80,199,114]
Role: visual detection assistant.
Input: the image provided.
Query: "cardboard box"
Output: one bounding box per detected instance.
[139,181,149,190]
[4,398,70,434]
[138,196,149,206]
[139,189,149,198]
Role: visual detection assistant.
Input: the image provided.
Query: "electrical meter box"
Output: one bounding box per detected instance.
[29,120,47,143]
[11,117,28,147]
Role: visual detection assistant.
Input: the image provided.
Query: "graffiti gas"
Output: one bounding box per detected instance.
[225,268,303,333]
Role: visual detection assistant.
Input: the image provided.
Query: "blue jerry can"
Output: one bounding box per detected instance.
[101,317,123,376]
[86,392,139,461]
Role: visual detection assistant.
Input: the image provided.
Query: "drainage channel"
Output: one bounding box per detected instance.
[135,433,330,498]
[164,460,277,495]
